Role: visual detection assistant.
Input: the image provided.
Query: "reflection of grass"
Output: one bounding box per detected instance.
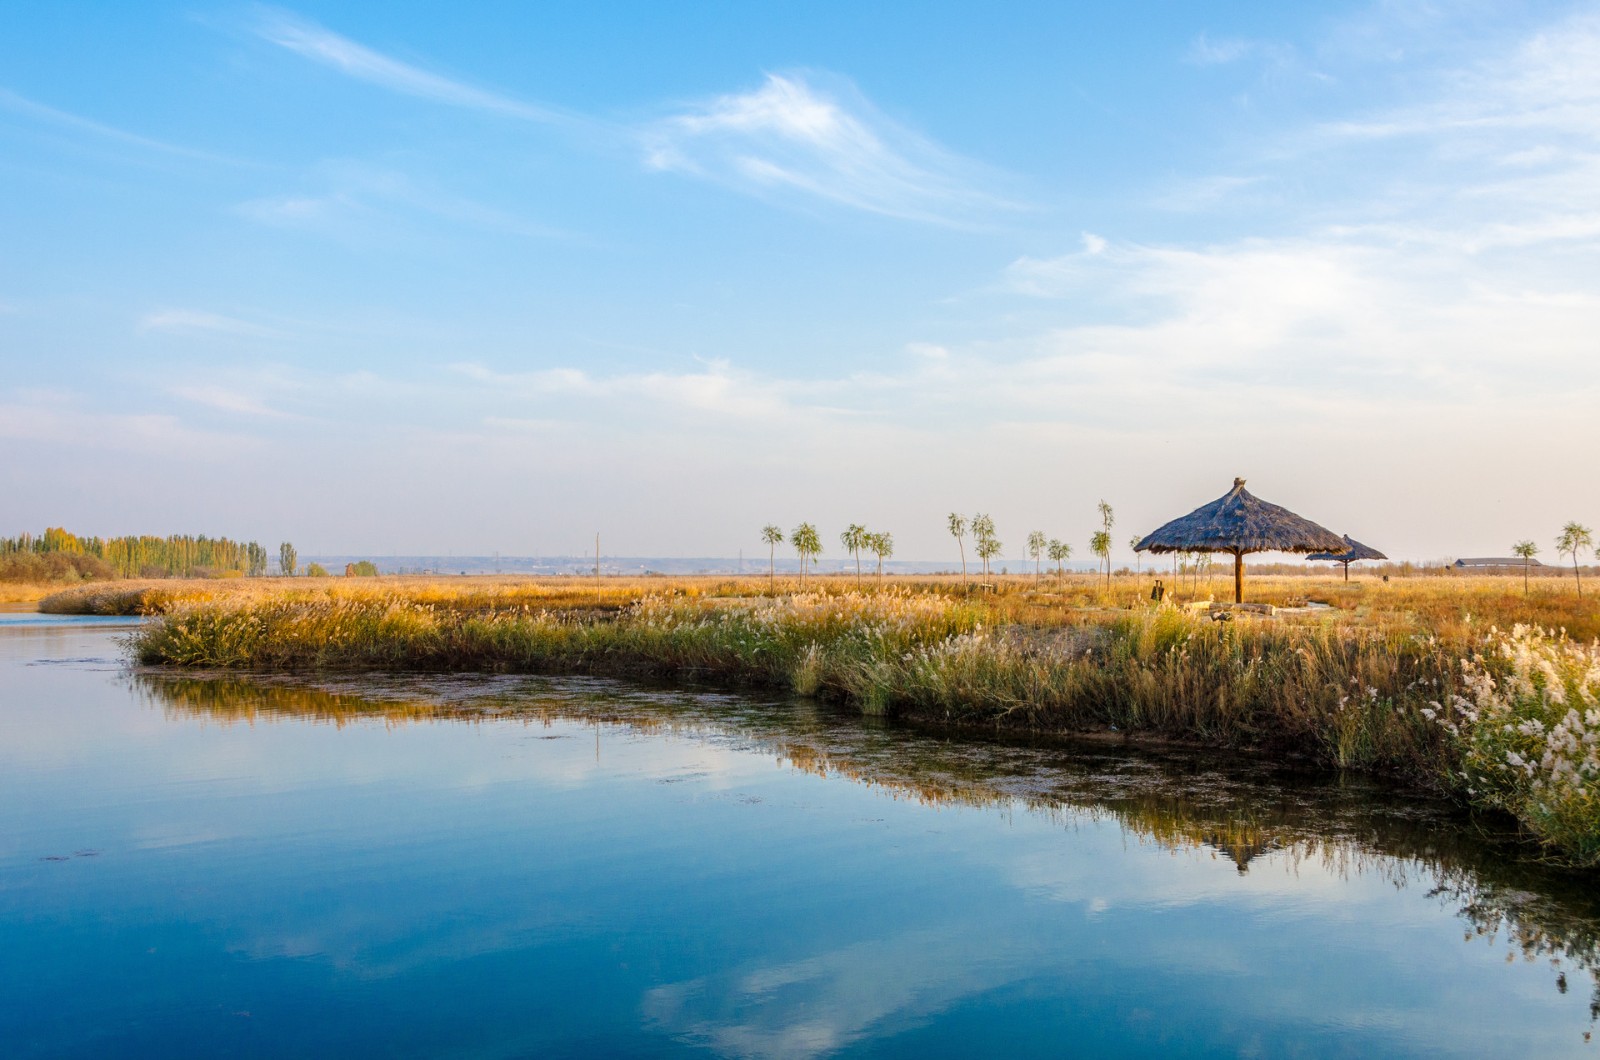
[126,578,1600,865]
[136,666,1600,1029]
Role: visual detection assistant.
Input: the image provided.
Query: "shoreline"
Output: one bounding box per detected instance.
[111,583,1600,868]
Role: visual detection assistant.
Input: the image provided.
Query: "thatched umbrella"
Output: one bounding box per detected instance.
[1135,478,1346,604]
[1305,535,1387,583]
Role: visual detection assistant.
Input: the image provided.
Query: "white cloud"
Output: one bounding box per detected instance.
[138,309,272,336]
[171,385,294,419]
[246,14,1005,225]
[1186,34,1260,66]
[0,86,235,164]
[251,7,563,123]
[1184,33,1307,80]
[644,72,1018,225]
[235,193,353,227]
[0,391,256,458]
[234,165,569,240]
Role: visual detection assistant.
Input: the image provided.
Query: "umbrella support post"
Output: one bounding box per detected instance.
[1233,552,1243,604]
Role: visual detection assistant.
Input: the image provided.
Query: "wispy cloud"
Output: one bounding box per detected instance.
[0,390,256,457]
[1323,13,1600,143]
[644,72,1019,225]
[0,87,237,164]
[233,163,571,240]
[245,12,1006,225]
[1186,34,1261,66]
[171,384,294,418]
[138,308,274,336]
[449,360,799,422]
[250,6,566,124]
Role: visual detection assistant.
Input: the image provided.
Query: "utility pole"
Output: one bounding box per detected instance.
[595,532,601,601]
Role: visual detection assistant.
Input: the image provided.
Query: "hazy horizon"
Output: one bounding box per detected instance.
[5,3,1597,563]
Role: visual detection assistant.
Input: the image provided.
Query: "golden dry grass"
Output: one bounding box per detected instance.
[108,570,1600,865]
[0,582,72,604]
[40,568,1600,641]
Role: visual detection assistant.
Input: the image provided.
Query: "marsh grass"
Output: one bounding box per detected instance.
[121,573,1600,864]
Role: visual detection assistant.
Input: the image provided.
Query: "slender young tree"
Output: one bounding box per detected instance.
[947,513,969,587]
[1557,522,1593,598]
[972,513,998,577]
[1048,539,1071,584]
[868,531,894,582]
[1129,534,1143,575]
[1511,540,1538,595]
[791,523,822,589]
[278,541,297,578]
[841,524,868,586]
[1089,531,1111,590]
[1096,500,1115,588]
[761,525,784,587]
[1027,530,1047,584]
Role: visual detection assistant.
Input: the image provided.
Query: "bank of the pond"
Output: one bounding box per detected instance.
[129,591,1600,867]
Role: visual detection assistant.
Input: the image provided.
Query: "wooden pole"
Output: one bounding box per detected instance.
[1233,550,1244,604]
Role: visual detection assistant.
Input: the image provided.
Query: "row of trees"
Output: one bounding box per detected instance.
[758,505,1128,589]
[957,505,1121,588]
[759,524,895,587]
[0,530,381,580]
[1515,522,1597,596]
[754,515,1600,598]
[273,545,379,577]
[0,528,269,578]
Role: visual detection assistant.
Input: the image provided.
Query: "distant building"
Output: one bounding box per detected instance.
[1453,557,1546,569]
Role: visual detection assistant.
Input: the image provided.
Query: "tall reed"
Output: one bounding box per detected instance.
[128,587,1599,864]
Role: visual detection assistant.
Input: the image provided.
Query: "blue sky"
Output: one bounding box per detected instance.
[3,1,1597,561]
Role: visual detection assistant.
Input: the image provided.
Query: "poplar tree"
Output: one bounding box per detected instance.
[791,523,821,589]
[1048,539,1071,583]
[972,513,999,577]
[1027,531,1047,584]
[1557,522,1593,597]
[761,525,784,586]
[841,524,868,586]
[867,531,894,582]
[1095,500,1115,588]
[948,513,968,587]
[1511,540,1538,595]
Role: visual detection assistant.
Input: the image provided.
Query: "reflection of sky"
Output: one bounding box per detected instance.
[0,622,1592,1057]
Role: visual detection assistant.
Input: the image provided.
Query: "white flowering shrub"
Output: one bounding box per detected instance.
[1430,626,1600,865]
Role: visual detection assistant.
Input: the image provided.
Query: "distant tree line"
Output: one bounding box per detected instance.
[0,528,269,578]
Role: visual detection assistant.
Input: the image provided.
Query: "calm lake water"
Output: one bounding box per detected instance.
[2,615,1597,1057]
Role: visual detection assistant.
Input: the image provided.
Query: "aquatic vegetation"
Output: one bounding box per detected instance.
[124,577,1600,865]
[1433,626,1600,866]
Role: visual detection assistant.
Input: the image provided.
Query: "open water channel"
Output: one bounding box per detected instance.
[2,612,1597,1057]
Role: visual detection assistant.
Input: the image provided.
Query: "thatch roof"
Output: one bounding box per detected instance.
[1306,535,1387,563]
[1135,478,1346,556]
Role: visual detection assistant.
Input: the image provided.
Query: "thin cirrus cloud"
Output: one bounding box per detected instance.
[248,8,1011,225]
[170,384,295,419]
[0,86,238,165]
[249,5,579,126]
[644,72,1019,225]
[234,163,575,240]
[138,308,273,336]
[1312,12,1600,155]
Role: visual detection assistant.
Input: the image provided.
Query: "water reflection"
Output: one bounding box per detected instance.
[136,669,1600,1037]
